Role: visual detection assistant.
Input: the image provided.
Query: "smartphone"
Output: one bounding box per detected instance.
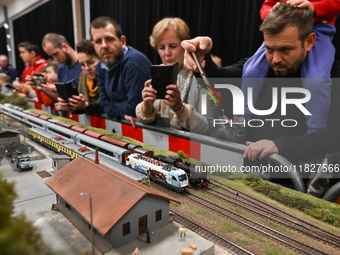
[150,63,178,99]
[55,79,79,103]
[31,73,46,86]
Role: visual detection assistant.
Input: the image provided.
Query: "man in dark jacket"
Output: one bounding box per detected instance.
[90,16,152,127]
[0,55,19,83]
[182,3,340,196]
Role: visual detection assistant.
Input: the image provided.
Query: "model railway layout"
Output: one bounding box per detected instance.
[3,103,340,254]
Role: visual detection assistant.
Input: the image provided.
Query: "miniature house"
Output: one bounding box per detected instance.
[45,156,179,253]
[50,155,72,172]
[0,129,20,143]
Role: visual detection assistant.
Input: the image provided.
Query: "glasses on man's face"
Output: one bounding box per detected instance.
[80,59,96,69]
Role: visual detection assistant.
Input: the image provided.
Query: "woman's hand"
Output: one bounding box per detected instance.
[164,84,182,110]
[57,97,73,112]
[68,94,88,110]
[141,79,157,115]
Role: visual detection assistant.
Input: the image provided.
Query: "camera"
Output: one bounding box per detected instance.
[31,73,46,86]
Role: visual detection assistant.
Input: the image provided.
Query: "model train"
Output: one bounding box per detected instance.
[28,125,189,192]
[1,104,209,189]
[28,127,151,186]
[154,155,209,188]
[126,154,189,193]
[3,105,153,158]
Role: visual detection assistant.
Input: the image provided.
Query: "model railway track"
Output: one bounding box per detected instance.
[172,213,254,255]
[186,192,328,255]
[204,185,340,249]
[211,179,340,244]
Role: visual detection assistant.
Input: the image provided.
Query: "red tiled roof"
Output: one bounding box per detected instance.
[45,157,179,235]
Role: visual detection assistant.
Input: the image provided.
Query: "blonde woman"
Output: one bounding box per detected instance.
[136,17,219,135]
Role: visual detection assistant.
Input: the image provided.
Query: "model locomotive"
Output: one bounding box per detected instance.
[154,155,209,188]
[126,154,189,193]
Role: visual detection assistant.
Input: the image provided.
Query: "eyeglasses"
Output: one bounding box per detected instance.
[80,59,96,69]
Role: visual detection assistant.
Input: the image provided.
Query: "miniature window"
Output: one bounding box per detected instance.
[156,210,162,222]
[123,222,130,236]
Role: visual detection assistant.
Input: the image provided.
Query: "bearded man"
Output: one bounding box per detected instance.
[90,16,151,124]
[182,3,340,196]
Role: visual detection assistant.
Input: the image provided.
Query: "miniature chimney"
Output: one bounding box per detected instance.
[94,147,99,164]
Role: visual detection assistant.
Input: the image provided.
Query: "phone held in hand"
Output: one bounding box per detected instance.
[55,79,79,103]
[31,73,46,86]
[150,62,178,99]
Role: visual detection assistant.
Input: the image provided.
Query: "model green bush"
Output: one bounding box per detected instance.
[0,93,6,100]
[254,183,317,211]
[304,208,340,226]
[177,150,189,160]
[0,93,31,109]
[244,172,262,187]
[247,178,340,227]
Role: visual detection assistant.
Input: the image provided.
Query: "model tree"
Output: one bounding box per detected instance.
[0,172,51,255]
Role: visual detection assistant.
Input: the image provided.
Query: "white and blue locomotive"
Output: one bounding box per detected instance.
[126,154,189,193]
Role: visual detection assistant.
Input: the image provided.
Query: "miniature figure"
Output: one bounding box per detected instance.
[146,228,153,243]
[132,247,141,255]
[179,225,187,238]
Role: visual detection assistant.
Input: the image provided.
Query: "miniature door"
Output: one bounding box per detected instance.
[138,215,147,236]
